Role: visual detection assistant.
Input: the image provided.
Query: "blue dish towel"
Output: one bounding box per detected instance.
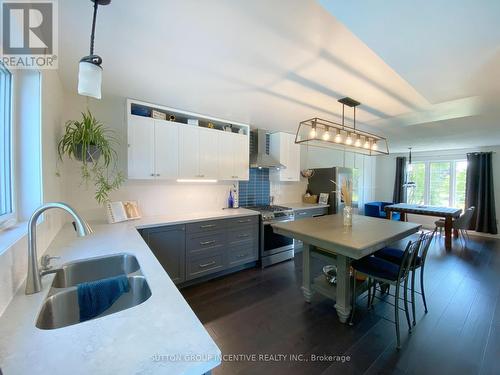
[77,275,130,322]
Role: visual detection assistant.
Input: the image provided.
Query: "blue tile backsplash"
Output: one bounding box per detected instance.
[239,168,270,207]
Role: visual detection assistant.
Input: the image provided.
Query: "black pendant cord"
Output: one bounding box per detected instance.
[353,107,356,131]
[89,0,99,55]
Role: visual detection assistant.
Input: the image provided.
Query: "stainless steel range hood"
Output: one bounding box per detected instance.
[249,129,286,170]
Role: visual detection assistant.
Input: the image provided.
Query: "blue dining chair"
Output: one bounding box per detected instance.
[349,238,421,349]
[373,229,436,325]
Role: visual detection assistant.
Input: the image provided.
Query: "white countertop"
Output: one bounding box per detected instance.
[280,202,330,210]
[134,208,258,229]
[0,208,257,375]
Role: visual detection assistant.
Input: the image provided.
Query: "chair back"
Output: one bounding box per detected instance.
[397,238,422,281]
[415,229,437,268]
[453,207,475,230]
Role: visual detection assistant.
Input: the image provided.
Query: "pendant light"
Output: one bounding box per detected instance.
[296,97,389,155]
[78,0,111,99]
[403,147,416,189]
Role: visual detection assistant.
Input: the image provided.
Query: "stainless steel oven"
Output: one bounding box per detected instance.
[245,205,295,268]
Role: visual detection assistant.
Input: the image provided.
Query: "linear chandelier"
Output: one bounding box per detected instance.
[295,97,389,155]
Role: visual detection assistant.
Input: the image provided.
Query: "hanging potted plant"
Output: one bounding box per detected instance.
[58,110,124,205]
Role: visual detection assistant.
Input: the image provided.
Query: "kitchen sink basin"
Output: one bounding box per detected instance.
[36,253,151,330]
[36,276,151,330]
[51,253,140,288]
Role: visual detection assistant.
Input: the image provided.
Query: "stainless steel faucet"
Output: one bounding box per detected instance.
[26,202,93,295]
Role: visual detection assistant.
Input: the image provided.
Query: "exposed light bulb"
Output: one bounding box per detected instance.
[354,136,361,147]
[364,139,370,149]
[334,131,342,143]
[345,133,353,145]
[372,141,378,151]
[322,129,331,141]
[309,127,317,138]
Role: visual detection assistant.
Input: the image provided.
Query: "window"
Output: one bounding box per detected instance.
[407,159,466,209]
[0,64,13,222]
[407,162,425,205]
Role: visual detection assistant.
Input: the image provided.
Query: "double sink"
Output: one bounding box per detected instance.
[36,253,152,330]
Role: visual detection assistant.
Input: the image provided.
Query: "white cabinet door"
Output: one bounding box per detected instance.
[233,133,249,180]
[285,133,300,181]
[270,132,300,182]
[154,120,179,179]
[198,128,219,179]
[218,132,249,181]
[178,125,200,178]
[217,132,234,180]
[128,115,155,179]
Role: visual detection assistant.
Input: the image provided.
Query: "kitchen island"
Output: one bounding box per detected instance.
[272,214,421,323]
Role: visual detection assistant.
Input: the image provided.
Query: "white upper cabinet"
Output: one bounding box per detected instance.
[270,132,300,182]
[218,132,249,181]
[128,116,179,179]
[128,115,155,179]
[178,125,200,178]
[198,128,219,178]
[127,100,250,181]
[154,120,179,179]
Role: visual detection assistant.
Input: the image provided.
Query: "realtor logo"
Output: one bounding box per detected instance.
[1,0,58,69]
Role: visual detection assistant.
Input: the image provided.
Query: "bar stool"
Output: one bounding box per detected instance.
[373,230,436,325]
[349,238,421,349]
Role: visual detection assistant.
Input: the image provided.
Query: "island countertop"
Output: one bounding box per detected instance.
[0,219,225,375]
[272,214,421,259]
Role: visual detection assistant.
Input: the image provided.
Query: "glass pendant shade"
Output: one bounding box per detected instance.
[78,60,102,99]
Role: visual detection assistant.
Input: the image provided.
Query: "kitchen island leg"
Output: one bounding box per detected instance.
[301,243,314,302]
[334,254,352,323]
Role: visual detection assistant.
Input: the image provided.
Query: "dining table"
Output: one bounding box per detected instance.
[384,203,462,251]
[272,214,421,323]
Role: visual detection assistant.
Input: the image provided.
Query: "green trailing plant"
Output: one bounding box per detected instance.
[58,110,124,205]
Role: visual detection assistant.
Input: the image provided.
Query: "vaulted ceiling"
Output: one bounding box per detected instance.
[57,0,500,152]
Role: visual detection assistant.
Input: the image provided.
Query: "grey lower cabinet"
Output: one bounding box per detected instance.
[140,215,258,285]
[140,224,186,284]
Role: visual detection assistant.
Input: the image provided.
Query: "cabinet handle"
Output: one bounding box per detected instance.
[238,233,249,238]
[298,212,307,215]
[199,261,216,268]
[150,173,155,177]
[237,253,247,258]
[200,224,216,229]
[238,219,251,223]
[200,240,216,246]
[156,174,160,177]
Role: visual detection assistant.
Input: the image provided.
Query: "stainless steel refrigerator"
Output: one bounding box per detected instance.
[307,167,356,215]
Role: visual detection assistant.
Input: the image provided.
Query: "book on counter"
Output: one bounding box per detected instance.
[106,201,141,224]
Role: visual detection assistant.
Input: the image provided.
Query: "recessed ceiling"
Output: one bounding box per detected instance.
[319,0,500,104]
[57,0,500,153]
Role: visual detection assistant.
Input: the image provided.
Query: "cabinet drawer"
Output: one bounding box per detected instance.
[187,219,224,234]
[294,209,313,219]
[186,231,226,256]
[226,215,258,228]
[227,244,258,267]
[227,226,257,245]
[187,252,225,280]
[295,207,328,219]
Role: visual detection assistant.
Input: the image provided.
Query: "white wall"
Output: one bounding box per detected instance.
[374,147,500,232]
[0,70,66,315]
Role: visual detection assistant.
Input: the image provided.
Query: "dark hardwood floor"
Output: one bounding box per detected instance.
[181,233,500,375]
